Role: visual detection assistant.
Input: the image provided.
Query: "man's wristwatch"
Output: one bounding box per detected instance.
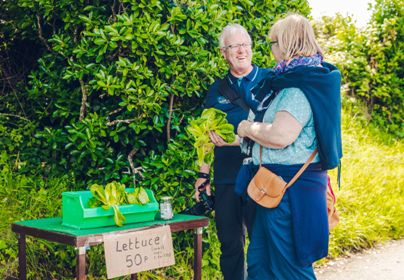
[197,172,210,179]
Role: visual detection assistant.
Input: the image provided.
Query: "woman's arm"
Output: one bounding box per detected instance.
[237,111,303,149]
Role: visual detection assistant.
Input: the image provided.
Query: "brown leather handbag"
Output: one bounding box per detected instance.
[247,146,318,208]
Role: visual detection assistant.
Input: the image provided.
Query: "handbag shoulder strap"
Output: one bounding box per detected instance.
[285,149,318,188]
[259,145,318,187]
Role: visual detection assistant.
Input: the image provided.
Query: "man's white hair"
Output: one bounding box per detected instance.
[219,23,252,48]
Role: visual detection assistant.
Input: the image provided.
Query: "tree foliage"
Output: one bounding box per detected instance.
[314,0,403,137]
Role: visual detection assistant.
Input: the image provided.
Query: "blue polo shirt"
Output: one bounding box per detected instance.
[204,65,270,184]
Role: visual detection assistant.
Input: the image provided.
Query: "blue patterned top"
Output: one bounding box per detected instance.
[251,87,320,165]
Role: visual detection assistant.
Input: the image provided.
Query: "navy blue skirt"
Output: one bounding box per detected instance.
[236,163,329,266]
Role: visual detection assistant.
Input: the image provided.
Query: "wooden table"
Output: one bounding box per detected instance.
[12,214,209,280]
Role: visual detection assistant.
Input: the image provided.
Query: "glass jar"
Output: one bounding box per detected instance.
[160,196,174,220]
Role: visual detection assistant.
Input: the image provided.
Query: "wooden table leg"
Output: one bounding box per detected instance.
[18,233,26,280]
[193,227,203,280]
[77,246,86,280]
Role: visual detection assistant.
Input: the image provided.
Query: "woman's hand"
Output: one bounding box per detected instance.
[237,120,252,138]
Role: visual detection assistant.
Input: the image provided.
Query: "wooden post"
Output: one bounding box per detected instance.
[76,246,86,280]
[193,227,203,280]
[18,233,26,280]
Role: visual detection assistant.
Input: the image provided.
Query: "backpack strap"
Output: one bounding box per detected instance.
[217,78,250,112]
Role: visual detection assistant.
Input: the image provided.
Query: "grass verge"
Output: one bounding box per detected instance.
[326,107,404,259]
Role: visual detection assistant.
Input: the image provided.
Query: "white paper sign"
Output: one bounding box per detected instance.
[103,225,175,279]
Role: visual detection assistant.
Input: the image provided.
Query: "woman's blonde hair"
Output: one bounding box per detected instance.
[269,14,322,61]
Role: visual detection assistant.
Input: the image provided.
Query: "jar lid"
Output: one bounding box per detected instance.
[161,196,172,201]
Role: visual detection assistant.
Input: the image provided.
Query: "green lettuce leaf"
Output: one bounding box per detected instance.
[187,108,236,167]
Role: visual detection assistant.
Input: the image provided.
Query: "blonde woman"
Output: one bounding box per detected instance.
[235,14,342,279]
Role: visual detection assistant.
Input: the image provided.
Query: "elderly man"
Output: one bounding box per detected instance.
[194,24,269,280]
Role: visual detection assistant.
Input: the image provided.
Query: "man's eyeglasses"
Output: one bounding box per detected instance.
[223,43,252,51]
[268,41,278,48]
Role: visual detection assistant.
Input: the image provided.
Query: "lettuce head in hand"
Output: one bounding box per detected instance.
[186,108,236,167]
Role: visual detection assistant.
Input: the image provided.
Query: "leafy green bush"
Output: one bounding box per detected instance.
[1,0,309,183]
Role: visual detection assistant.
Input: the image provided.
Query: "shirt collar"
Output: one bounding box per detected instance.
[227,65,258,85]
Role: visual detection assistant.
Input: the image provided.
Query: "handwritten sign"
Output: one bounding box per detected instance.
[103,225,175,279]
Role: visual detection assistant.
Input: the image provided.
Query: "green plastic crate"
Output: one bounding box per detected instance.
[62,188,159,229]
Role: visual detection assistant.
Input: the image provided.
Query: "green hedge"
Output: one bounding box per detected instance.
[1,0,309,184]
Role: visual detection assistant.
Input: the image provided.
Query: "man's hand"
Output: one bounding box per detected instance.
[209,131,227,146]
[195,165,211,202]
[194,178,211,202]
[237,120,252,138]
[210,131,240,147]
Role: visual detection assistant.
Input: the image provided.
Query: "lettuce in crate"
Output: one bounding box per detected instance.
[88,181,150,226]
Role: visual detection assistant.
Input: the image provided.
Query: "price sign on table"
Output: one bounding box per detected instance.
[103,225,175,278]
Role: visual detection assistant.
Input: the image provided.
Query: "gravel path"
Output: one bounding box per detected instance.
[315,239,404,280]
